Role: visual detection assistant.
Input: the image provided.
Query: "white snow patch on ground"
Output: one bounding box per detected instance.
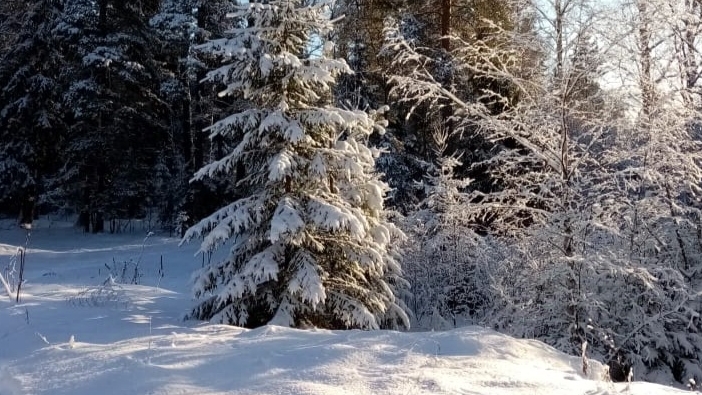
[0,220,691,394]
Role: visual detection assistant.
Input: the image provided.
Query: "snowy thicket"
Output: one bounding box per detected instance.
[182,0,408,330]
[382,0,702,384]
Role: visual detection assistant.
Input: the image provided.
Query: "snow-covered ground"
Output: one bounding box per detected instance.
[0,219,690,394]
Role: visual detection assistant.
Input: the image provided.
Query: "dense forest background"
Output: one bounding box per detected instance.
[3,0,702,385]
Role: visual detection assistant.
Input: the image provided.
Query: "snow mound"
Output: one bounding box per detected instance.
[0,324,688,395]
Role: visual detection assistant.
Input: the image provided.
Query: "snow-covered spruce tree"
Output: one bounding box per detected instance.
[0,0,67,221]
[148,0,199,232]
[50,0,169,232]
[151,0,244,233]
[402,127,496,329]
[182,0,409,330]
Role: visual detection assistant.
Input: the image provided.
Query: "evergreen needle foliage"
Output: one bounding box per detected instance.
[181,0,409,330]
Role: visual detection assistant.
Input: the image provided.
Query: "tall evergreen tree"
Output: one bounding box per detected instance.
[151,0,244,234]
[376,0,527,212]
[182,0,409,330]
[53,0,168,232]
[149,0,200,232]
[0,0,66,222]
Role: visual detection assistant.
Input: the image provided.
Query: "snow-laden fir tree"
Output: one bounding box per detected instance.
[402,127,496,329]
[0,0,66,221]
[182,0,409,330]
[52,0,168,232]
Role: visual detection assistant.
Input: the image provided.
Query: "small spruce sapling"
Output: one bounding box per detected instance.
[402,126,493,327]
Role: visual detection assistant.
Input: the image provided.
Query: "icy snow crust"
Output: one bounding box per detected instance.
[0,221,687,394]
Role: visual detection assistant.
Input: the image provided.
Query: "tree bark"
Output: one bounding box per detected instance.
[638,0,654,122]
[441,0,451,51]
[99,0,108,32]
[18,194,35,227]
[555,0,564,81]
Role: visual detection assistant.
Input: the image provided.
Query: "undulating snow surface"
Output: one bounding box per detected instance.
[0,220,688,394]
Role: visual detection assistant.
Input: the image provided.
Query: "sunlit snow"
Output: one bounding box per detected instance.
[0,220,689,395]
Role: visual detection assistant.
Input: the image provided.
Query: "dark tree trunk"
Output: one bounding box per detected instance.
[78,210,90,233]
[92,211,104,233]
[182,95,193,171]
[18,194,35,227]
[98,0,108,32]
[440,0,451,52]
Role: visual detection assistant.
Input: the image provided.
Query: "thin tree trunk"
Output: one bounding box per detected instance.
[441,0,451,51]
[666,183,690,271]
[638,0,654,123]
[18,194,35,227]
[99,0,108,32]
[555,0,564,81]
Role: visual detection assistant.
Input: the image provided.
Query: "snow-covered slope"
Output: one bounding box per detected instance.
[0,221,689,395]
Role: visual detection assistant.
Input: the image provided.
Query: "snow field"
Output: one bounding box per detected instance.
[0,222,689,394]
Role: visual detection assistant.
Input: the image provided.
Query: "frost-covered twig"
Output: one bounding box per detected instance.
[0,271,12,302]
